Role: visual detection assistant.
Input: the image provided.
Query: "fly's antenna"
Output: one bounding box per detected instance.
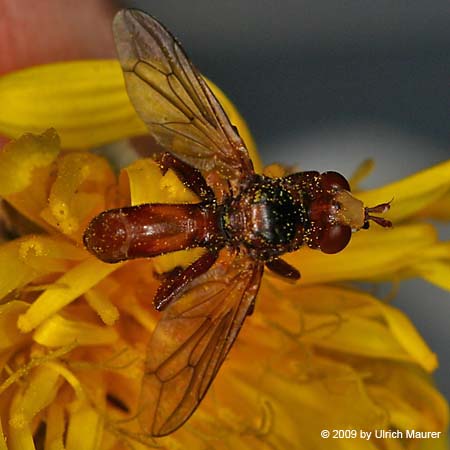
[363,200,393,229]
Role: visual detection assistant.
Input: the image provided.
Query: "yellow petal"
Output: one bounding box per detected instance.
[33,314,118,347]
[1,130,60,229]
[204,76,261,172]
[0,61,146,148]
[9,366,61,428]
[84,289,119,326]
[66,402,103,450]
[7,398,35,450]
[349,158,375,190]
[159,168,200,203]
[0,129,59,195]
[17,257,121,333]
[366,364,448,432]
[124,158,198,205]
[378,303,437,371]
[151,248,206,274]
[0,61,261,171]
[45,400,65,450]
[416,260,450,290]
[0,235,85,300]
[260,283,436,370]
[42,152,115,239]
[113,293,156,333]
[45,362,84,401]
[412,242,450,291]
[357,159,450,222]
[9,366,62,450]
[221,356,385,450]
[418,189,450,221]
[123,158,163,204]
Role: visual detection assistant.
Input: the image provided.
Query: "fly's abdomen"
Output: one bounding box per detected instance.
[84,204,212,263]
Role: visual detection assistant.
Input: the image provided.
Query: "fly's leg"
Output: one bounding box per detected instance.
[154,251,219,311]
[265,258,300,280]
[158,152,214,201]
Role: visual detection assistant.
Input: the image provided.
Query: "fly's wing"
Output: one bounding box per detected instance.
[113,9,254,196]
[139,249,264,436]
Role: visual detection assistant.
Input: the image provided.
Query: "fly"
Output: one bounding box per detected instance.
[83,9,392,437]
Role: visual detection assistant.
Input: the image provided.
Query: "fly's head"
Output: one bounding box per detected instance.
[307,171,392,254]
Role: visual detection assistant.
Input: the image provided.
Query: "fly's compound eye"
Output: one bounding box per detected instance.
[321,171,351,192]
[319,223,352,254]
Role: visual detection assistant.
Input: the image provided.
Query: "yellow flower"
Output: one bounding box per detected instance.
[0,61,449,450]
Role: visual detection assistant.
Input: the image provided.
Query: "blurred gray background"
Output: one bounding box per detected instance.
[121,0,450,400]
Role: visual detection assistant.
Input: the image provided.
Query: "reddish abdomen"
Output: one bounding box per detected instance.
[83,204,212,263]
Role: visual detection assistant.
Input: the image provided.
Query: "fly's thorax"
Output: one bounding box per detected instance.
[221,176,307,259]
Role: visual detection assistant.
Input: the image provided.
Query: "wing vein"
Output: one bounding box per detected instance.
[127,65,193,121]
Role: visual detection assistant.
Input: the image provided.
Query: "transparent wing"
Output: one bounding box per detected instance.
[113,9,254,195]
[139,249,264,436]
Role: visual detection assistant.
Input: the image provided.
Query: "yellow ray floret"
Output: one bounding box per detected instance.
[357,159,450,222]
[0,60,261,171]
